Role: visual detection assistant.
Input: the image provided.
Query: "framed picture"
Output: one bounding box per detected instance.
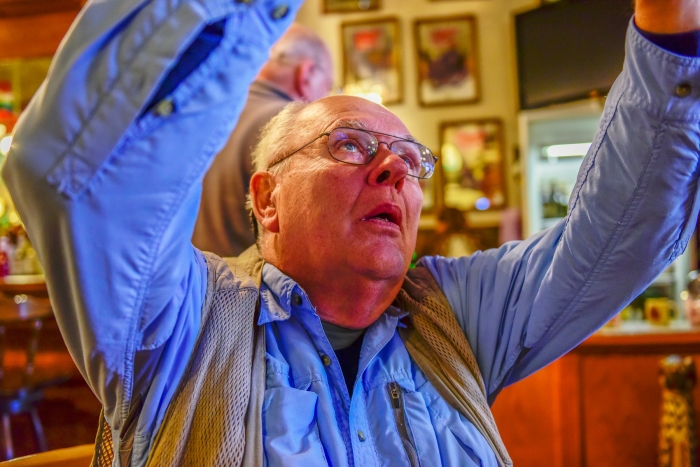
[420,176,436,214]
[341,17,403,105]
[324,0,379,13]
[414,15,480,107]
[439,118,506,211]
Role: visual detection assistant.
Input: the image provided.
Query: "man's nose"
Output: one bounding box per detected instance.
[368,144,407,192]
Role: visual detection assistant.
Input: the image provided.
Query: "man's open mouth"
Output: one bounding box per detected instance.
[363,204,402,227]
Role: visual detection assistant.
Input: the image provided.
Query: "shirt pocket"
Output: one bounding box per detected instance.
[262,386,329,467]
[422,396,491,467]
[415,380,496,467]
[371,381,442,467]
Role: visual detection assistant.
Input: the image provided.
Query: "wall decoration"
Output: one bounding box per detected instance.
[439,118,506,211]
[414,15,480,107]
[341,17,402,105]
[324,0,379,14]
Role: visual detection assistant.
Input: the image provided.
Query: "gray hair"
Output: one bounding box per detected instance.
[247,100,312,245]
[251,101,311,173]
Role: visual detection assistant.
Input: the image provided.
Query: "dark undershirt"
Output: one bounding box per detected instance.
[321,321,366,397]
[637,27,700,57]
[334,335,364,397]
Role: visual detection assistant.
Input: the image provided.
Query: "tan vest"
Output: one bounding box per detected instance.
[92,247,512,467]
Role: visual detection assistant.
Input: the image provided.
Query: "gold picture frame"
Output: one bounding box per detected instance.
[439,118,506,212]
[341,17,403,105]
[323,0,380,14]
[414,15,481,107]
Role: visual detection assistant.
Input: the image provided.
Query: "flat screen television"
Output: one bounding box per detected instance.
[514,0,634,110]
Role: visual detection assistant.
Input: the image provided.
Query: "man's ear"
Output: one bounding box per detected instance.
[294,59,315,102]
[250,172,280,233]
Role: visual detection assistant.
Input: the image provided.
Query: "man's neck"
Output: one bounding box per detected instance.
[277,261,404,329]
[260,240,406,329]
[254,69,301,100]
[252,79,296,101]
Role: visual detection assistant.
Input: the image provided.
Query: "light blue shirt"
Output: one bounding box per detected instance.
[3,0,700,464]
[260,262,498,466]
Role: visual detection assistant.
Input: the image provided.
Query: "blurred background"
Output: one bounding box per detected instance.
[0,0,698,465]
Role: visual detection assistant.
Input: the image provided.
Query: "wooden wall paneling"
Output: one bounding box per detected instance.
[579,353,700,467]
[0,0,82,17]
[0,10,79,60]
[554,353,583,467]
[492,360,561,467]
[492,332,700,466]
[581,354,659,466]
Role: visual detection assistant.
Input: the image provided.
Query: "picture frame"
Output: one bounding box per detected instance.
[438,118,506,212]
[323,0,379,14]
[341,17,403,105]
[420,176,436,214]
[414,15,480,107]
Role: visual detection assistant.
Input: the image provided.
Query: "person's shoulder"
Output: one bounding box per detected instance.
[201,250,261,294]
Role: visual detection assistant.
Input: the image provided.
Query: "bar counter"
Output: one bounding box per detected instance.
[491,322,700,467]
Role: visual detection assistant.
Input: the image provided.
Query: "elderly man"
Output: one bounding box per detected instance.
[194,23,333,256]
[4,0,700,466]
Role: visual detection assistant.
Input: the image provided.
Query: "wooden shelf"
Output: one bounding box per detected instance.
[0,276,47,297]
[580,328,700,354]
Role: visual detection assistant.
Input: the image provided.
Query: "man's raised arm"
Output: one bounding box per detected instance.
[423,0,700,402]
[1,0,301,449]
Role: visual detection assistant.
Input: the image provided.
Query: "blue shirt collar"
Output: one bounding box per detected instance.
[258,262,408,326]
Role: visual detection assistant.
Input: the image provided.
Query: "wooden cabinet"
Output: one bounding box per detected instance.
[0,8,79,61]
[491,329,700,467]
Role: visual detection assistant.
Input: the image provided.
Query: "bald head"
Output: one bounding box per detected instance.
[258,24,333,103]
[252,95,408,174]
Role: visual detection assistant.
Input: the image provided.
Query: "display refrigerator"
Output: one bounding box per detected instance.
[519,99,693,322]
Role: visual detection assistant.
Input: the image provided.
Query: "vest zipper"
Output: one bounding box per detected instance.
[386,382,421,467]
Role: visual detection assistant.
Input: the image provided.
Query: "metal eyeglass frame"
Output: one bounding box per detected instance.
[266,127,439,179]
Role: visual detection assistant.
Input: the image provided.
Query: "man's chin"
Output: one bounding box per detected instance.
[350,248,410,281]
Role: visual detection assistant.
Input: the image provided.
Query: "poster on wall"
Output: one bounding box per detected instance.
[341,17,403,105]
[439,118,506,212]
[324,0,379,13]
[414,15,480,107]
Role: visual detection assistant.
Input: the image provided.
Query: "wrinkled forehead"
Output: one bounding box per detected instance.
[298,95,412,140]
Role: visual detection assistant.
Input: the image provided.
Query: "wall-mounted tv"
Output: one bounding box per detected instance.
[514,0,634,110]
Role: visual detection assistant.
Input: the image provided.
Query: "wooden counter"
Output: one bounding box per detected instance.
[491,324,700,467]
[0,275,48,297]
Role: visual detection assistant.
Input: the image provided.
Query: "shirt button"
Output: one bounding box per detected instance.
[271,4,289,20]
[675,83,692,98]
[291,293,302,307]
[321,354,332,366]
[357,430,366,442]
[154,98,174,117]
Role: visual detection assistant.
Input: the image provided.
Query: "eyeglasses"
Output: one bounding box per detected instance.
[267,127,438,179]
